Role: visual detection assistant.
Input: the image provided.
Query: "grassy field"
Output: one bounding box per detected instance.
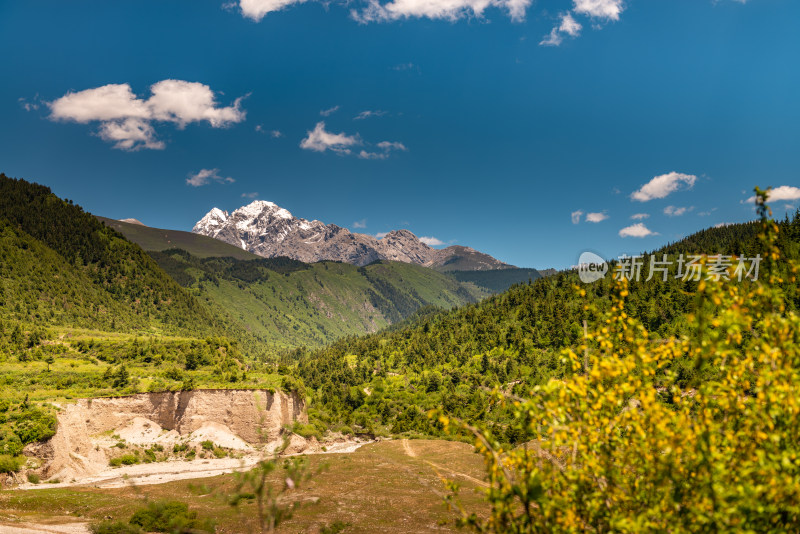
[0,439,488,533]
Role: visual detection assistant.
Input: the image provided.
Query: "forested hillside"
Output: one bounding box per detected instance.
[0,175,217,336]
[291,210,800,441]
[149,249,486,349]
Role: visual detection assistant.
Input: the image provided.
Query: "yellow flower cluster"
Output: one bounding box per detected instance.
[444,191,800,533]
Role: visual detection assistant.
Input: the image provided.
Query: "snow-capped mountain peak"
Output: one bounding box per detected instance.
[192,207,229,234]
[233,200,293,221]
[192,200,511,270]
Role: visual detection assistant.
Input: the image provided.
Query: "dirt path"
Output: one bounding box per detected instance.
[401,439,488,488]
[0,522,90,534]
[18,440,373,491]
[401,438,417,458]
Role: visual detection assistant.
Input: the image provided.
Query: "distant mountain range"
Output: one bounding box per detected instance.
[192,200,511,271]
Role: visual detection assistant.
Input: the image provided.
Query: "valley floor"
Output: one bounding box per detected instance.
[0,439,487,533]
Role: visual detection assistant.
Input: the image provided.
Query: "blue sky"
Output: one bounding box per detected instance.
[1,0,798,269]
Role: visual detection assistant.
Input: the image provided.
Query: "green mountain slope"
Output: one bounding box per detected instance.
[96,216,260,261]
[448,268,542,293]
[149,250,487,349]
[291,212,800,439]
[0,174,218,336]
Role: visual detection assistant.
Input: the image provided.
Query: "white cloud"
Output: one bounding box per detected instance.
[186,168,235,187]
[358,142,407,159]
[571,210,584,224]
[352,0,532,23]
[242,191,259,198]
[19,96,41,111]
[353,219,367,228]
[256,125,282,138]
[573,0,624,21]
[300,123,406,159]
[320,105,340,117]
[48,80,245,150]
[619,223,658,238]
[354,110,387,120]
[300,121,360,154]
[238,0,307,21]
[377,141,406,151]
[358,150,389,160]
[630,213,649,220]
[376,232,390,239]
[586,211,608,223]
[98,118,164,151]
[419,236,445,246]
[146,80,246,128]
[664,205,694,217]
[745,186,800,204]
[540,13,582,46]
[714,222,734,228]
[631,172,697,202]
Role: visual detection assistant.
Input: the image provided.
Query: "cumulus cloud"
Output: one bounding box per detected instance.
[353,219,367,228]
[586,211,608,223]
[300,122,406,159]
[299,121,360,155]
[630,213,649,220]
[573,0,624,21]
[242,191,259,198]
[619,223,658,238]
[664,205,693,217]
[320,105,340,117]
[354,110,387,120]
[99,118,164,150]
[238,0,308,21]
[631,172,697,202]
[352,0,533,23]
[186,168,235,187]
[419,236,445,246]
[745,186,800,204]
[47,80,245,150]
[571,210,584,224]
[540,13,582,46]
[376,232,389,238]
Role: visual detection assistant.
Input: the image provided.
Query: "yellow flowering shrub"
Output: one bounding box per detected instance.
[444,189,800,533]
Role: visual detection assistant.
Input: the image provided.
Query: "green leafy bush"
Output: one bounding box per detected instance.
[0,454,25,474]
[89,520,143,534]
[129,500,214,533]
[0,429,23,456]
[292,422,321,440]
